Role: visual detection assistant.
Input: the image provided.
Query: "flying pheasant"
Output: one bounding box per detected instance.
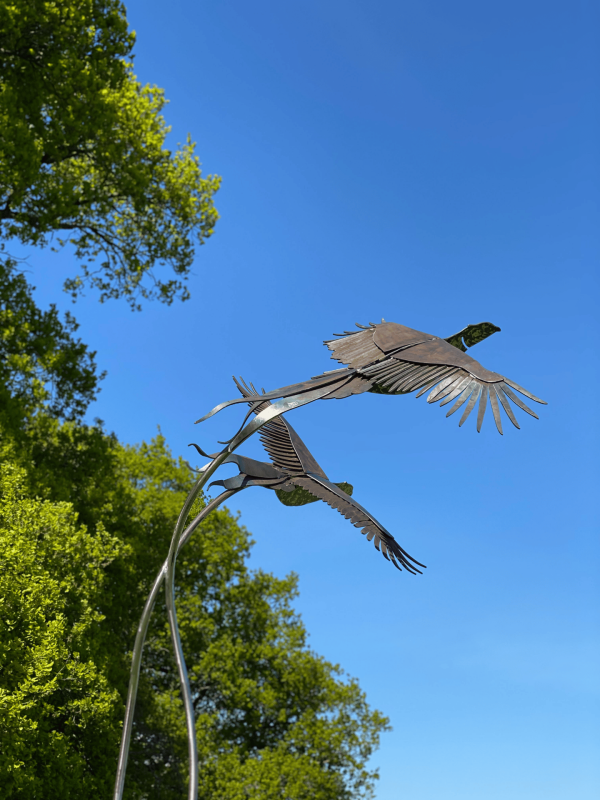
[191,379,425,574]
[197,321,546,434]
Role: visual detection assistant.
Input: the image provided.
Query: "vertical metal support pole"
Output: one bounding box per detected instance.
[113,489,239,800]
[115,385,333,800]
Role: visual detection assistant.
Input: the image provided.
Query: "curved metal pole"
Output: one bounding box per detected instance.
[163,455,235,800]
[113,488,241,800]
[113,385,332,800]
[163,385,332,800]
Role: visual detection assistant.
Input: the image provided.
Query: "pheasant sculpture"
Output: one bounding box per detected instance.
[197,321,546,435]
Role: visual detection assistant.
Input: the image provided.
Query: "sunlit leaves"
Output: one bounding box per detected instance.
[0,0,220,308]
[0,462,124,798]
[0,254,102,423]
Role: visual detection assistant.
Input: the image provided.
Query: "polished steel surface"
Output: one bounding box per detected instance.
[446,383,475,417]
[459,383,482,427]
[501,383,539,418]
[195,370,353,423]
[489,385,503,434]
[439,376,471,407]
[113,489,240,800]
[493,383,520,429]
[477,384,489,433]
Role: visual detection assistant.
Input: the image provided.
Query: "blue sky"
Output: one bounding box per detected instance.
[23,2,599,797]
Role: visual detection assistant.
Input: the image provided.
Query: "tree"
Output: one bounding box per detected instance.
[0,254,102,431]
[0,282,390,798]
[0,0,220,308]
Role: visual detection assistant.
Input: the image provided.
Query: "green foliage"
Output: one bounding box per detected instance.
[132,490,388,799]
[0,4,389,789]
[0,461,125,798]
[0,255,102,427]
[0,0,220,308]
[15,421,389,798]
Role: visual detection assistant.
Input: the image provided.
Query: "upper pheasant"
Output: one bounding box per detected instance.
[197,320,546,434]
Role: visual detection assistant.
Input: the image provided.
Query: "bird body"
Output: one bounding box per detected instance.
[197,320,546,434]
[360,321,501,381]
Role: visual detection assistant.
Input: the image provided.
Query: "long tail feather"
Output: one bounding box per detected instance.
[196,371,352,424]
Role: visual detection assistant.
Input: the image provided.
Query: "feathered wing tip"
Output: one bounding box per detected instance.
[294,476,425,574]
[362,357,546,434]
[425,374,546,434]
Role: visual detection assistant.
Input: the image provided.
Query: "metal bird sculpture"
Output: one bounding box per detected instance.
[190,379,425,574]
[198,321,546,434]
[116,319,547,800]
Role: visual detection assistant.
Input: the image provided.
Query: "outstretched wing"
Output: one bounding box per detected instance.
[291,474,424,574]
[361,359,546,434]
[234,378,329,477]
[325,322,547,434]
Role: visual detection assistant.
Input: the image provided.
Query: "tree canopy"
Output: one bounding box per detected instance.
[0,253,102,429]
[0,0,220,308]
[0,267,389,798]
[0,461,124,798]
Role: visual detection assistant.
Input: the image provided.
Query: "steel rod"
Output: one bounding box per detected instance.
[116,387,328,800]
[163,387,330,800]
[113,488,240,800]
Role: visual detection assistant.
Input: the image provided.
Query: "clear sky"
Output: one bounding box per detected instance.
[24,2,599,798]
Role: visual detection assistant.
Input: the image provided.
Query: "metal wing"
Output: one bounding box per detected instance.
[290,474,425,574]
[325,320,435,369]
[361,359,546,434]
[234,378,329,477]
